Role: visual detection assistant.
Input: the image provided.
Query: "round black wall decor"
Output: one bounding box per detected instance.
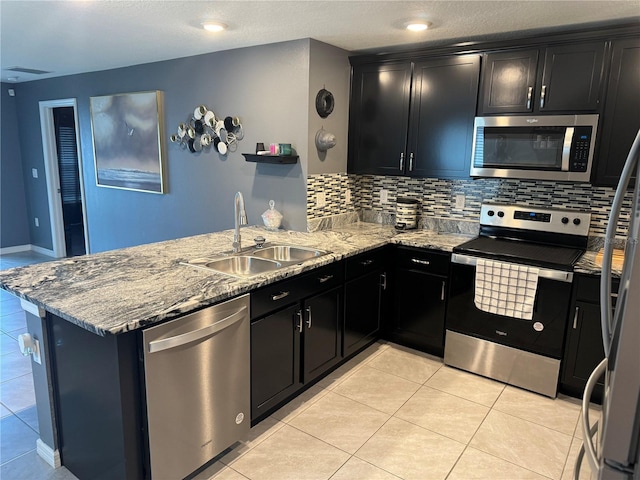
[315,88,334,118]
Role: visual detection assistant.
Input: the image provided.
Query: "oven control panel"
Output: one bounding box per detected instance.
[480,204,591,236]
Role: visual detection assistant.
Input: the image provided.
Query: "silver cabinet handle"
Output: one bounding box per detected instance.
[296,310,303,333]
[306,306,312,329]
[149,306,247,353]
[526,86,533,109]
[441,281,446,301]
[318,275,334,283]
[380,272,387,290]
[411,258,430,265]
[540,85,547,109]
[399,152,404,171]
[573,306,580,329]
[361,259,374,266]
[409,152,414,172]
[271,291,290,301]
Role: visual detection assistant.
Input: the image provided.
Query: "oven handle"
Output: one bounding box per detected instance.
[450,253,574,283]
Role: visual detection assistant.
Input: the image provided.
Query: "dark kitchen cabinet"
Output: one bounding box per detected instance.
[561,274,619,403]
[348,61,412,175]
[479,42,605,114]
[348,55,480,179]
[594,37,640,187]
[343,248,388,358]
[408,55,480,178]
[386,247,450,357]
[250,262,343,422]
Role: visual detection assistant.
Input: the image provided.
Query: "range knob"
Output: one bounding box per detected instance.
[497,211,505,218]
[561,217,569,224]
[487,210,495,217]
[573,218,581,226]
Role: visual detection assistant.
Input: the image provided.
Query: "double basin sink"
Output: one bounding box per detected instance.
[185,245,329,277]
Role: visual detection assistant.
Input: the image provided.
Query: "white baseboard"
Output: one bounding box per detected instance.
[30,245,56,257]
[36,438,61,468]
[0,244,31,255]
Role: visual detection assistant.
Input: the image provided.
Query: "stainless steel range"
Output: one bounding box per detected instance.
[445,203,591,397]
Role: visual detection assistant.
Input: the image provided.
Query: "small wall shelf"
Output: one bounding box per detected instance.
[242,154,299,164]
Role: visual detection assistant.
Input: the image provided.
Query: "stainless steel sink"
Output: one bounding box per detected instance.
[183,244,329,277]
[251,245,327,263]
[186,256,281,277]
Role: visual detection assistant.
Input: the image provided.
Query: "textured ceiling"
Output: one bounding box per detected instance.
[1,0,638,83]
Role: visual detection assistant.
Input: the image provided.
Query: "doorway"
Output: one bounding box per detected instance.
[39,99,89,257]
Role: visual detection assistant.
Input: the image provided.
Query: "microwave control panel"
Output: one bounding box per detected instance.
[569,127,593,172]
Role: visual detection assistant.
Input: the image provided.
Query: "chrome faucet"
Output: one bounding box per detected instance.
[232,191,247,253]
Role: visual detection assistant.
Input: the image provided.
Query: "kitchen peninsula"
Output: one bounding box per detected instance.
[0,223,471,479]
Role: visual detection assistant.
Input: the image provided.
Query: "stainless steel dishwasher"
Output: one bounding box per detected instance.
[142,294,250,480]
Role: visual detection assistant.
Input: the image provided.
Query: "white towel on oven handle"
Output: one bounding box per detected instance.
[474,258,539,320]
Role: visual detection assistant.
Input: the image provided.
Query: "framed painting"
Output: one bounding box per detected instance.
[90,90,165,193]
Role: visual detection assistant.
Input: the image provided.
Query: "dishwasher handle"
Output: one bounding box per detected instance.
[148,305,248,353]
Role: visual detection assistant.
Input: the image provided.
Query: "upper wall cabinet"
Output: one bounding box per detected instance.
[594,37,640,187]
[478,42,606,115]
[348,55,480,179]
[348,62,412,175]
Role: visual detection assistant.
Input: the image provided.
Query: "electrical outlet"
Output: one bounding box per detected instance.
[32,168,38,178]
[345,189,352,204]
[380,189,388,204]
[34,217,39,227]
[316,192,326,208]
[455,194,465,209]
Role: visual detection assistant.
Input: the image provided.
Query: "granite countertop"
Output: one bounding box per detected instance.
[574,250,623,277]
[0,223,472,337]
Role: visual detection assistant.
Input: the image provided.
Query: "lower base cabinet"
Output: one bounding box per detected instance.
[343,248,388,358]
[560,274,618,403]
[386,247,450,357]
[250,263,343,423]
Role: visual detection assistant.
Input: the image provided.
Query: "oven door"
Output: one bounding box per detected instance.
[446,254,573,359]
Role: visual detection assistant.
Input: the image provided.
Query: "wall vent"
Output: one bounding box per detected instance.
[6,66,51,75]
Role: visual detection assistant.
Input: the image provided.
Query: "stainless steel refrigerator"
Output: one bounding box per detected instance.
[577,129,640,480]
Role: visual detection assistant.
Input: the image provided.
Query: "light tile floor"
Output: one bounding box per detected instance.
[0,251,599,480]
[198,342,599,480]
[0,251,78,479]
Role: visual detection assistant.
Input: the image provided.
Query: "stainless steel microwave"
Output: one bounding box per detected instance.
[470,114,599,182]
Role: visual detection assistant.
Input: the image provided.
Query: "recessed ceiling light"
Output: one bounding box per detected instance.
[202,22,227,33]
[405,21,432,32]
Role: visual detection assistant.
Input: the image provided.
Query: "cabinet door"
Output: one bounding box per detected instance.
[391,269,448,356]
[594,37,640,187]
[344,270,383,357]
[408,55,480,178]
[478,49,539,114]
[251,304,302,421]
[302,287,342,384]
[561,301,605,402]
[539,42,605,112]
[348,62,412,175]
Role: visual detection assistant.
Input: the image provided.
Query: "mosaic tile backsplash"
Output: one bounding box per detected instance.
[307,173,632,237]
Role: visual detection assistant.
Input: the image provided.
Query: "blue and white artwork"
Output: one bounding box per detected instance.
[90,91,165,193]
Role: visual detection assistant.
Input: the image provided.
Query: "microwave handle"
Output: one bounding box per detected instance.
[561,127,574,172]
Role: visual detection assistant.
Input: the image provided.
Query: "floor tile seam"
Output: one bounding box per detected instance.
[419,382,504,409]
[392,403,489,446]
[443,443,471,480]
[443,444,556,480]
[0,371,34,385]
[363,362,427,386]
[271,389,332,425]
[327,454,403,480]
[277,421,359,458]
[219,420,288,466]
[486,408,575,442]
[330,383,416,417]
[9,410,40,435]
[0,446,37,467]
[490,403,580,437]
